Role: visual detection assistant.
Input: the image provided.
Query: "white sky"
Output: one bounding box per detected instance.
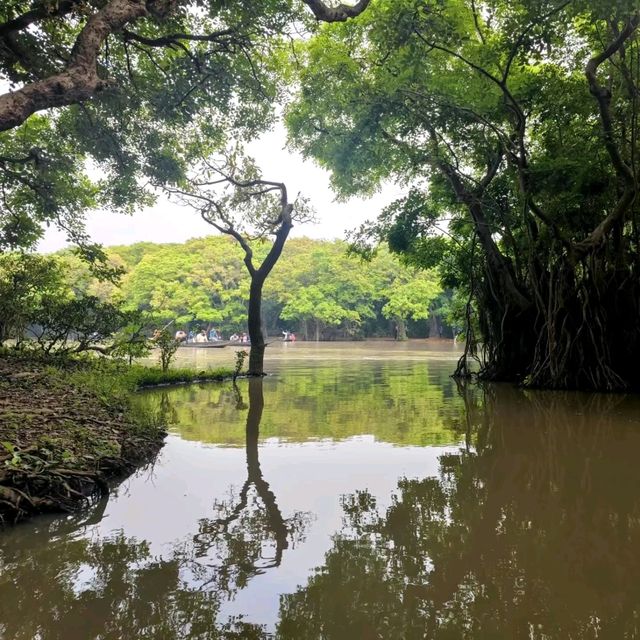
[37,127,401,253]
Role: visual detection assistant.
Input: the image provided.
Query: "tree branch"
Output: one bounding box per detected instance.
[301,0,371,22]
[0,0,83,38]
[580,13,640,253]
[0,0,151,132]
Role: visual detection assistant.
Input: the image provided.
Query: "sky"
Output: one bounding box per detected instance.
[37,127,401,253]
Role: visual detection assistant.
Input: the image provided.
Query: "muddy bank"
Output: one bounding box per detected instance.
[0,357,167,525]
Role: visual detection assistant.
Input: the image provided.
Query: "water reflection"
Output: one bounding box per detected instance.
[139,361,463,447]
[0,377,310,639]
[278,385,640,639]
[192,378,310,580]
[1,359,640,639]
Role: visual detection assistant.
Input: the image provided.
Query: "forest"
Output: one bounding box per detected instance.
[0,237,448,350]
[0,0,636,389]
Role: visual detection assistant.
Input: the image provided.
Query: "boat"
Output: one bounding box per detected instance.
[179,341,231,349]
[179,340,251,348]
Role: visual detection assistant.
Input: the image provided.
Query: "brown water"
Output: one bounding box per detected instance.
[2,341,640,639]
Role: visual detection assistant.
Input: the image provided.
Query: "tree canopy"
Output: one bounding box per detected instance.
[0,0,370,253]
[53,236,444,340]
[287,0,640,390]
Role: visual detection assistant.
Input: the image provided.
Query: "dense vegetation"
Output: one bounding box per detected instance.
[288,0,640,391]
[2,0,639,390]
[0,0,369,253]
[59,236,447,341]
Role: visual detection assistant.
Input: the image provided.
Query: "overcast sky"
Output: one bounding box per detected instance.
[37,127,401,253]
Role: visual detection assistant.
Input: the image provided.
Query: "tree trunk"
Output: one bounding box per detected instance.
[314,319,321,342]
[395,318,407,341]
[428,313,441,338]
[248,275,266,375]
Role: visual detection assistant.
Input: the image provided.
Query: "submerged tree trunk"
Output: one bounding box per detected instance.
[248,276,267,375]
[314,320,321,342]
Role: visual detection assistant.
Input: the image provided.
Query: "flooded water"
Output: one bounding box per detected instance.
[2,341,640,639]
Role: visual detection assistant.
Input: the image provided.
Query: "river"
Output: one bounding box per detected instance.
[1,341,640,639]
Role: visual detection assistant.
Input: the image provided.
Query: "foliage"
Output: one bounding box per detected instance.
[68,236,446,340]
[29,296,125,355]
[153,329,180,372]
[286,0,640,389]
[110,314,153,365]
[0,253,65,345]
[233,349,249,380]
[0,0,370,252]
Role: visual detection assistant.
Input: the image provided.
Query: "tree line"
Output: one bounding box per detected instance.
[60,236,449,341]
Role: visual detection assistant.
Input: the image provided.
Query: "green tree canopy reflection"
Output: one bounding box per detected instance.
[278,387,640,639]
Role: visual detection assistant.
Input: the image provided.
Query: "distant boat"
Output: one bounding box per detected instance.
[180,341,230,349]
[179,340,251,348]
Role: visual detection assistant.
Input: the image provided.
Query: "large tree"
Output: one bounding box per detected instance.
[287,0,640,391]
[0,0,370,252]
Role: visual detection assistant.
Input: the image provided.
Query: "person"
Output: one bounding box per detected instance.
[175,330,187,342]
[187,330,195,343]
[229,333,239,342]
[290,332,296,342]
[208,327,220,341]
[195,330,208,343]
[282,330,290,341]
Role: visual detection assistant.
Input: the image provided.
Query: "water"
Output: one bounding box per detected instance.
[2,342,640,639]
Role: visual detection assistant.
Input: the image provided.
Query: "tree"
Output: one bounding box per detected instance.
[153,328,179,371]
[0,252,64,345]
[382,274,441,341]
[287,0,640,391]
[168,152,313,374]
[273,239,378,340]
[0,0,371,252]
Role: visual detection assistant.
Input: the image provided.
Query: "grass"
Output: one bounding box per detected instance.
[126,364,235,388]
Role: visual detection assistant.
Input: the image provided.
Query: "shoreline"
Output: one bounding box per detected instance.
[0,355,234,526]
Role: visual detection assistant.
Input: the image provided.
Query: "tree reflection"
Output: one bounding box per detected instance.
[0,377,306,640]
[278,385,640,639]
[187,377,310,594]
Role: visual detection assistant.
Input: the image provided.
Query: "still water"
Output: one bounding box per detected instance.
[2,341,640,639]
